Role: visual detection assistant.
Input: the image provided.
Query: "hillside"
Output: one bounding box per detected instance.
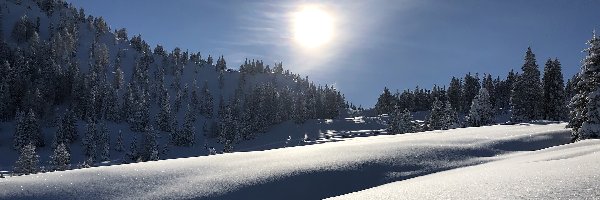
[0,123,584,199]
[0,0,346,172]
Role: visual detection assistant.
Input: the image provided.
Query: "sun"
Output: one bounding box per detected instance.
[293,5,334,48]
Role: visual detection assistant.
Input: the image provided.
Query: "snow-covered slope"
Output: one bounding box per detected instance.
[330,139,600,200]
[0,123,581,199]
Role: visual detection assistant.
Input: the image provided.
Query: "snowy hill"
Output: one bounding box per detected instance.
[0,0,346,172]
[1,123,591,199]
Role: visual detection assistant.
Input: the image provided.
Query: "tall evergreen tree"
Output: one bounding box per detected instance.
[467,88,493,127]
[542,58,566,121]
[569,33,600,141]
[200,81,213,118]
[511,47,542,122]
[463,73,481,113]
[447,77,463,113]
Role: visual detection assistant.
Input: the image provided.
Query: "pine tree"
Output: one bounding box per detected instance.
[82,121,97,162]
[50,143,70,171]
[482,74,495,110]
[542,58,565,121]
[375,87,396,115]
[157,86,173,132]
[467,88,493,127]
[182,105,196,146]
[13,111,27,150]
[447,77,463,113]
[14,109,44,149]
[142,126,159,161]
[427,98,445,130]
[511,47,543,122]
[463,73,481,113]
[569,33,600,141]
[61,108,78,143]
[443,100,459,129]
[127,136,140,162]
[14,143,39,175]
[388,108,415,134]
[97,122,110,162]
[200,81,213,118]
[115,130,124,152]
[0,79,11,121]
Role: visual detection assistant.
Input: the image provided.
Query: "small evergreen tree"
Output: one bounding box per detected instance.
[50,143,70,171]
[14,143,39,175]
[115,130,124,152]
[388,108,415,134]
[427,98,445,130]
[467,88,493,127]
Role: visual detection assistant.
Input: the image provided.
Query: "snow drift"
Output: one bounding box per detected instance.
[1,123,585,199]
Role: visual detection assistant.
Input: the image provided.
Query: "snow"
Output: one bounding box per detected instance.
[329,139,600,200]
[0,123,587,199]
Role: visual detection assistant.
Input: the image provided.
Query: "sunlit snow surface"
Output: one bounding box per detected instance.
[2,123,595,200]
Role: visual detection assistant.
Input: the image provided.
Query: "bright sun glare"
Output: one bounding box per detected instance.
[293,6,334,48]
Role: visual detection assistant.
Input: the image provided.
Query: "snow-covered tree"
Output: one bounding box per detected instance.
[82,121,97,162]
[174,105,196,147]
[443,100,459,129]
[156,86,173,132]
[542,58,565,121]
[463,73,481,113]
[569,33,600,141]
[467,88,493,127]
[511,47,542,122]
[142,126,159,161]
[199,81,213,118]
[388,108,416,134]
[97,122,110,162]
[427,98,445,130]
[50,143,70,171]
[14,143,39,175]
[13,109,44,150]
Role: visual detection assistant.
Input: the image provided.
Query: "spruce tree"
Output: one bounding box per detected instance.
[569,33,600,141]
[14,143,39,175]
[115,130,124,152]
[467,88,493,127]
[143,126,159,161]
[82,121,97,162]
[427,98,445,130]
[443,100,459,129]
[542,58,565,121]
[50,143,70,171]
[200,81,213,118]
[98,122,110,162]
[447,77,463,113]
[375,87,395,115]
[388,108,415,134]
[463,73,481,113]
[511,47,543,122]
[157,87,173,132]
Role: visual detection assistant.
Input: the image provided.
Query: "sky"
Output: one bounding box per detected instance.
[66,0,600,108]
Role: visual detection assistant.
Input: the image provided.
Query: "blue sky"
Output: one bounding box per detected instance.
[66,0,600,108]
